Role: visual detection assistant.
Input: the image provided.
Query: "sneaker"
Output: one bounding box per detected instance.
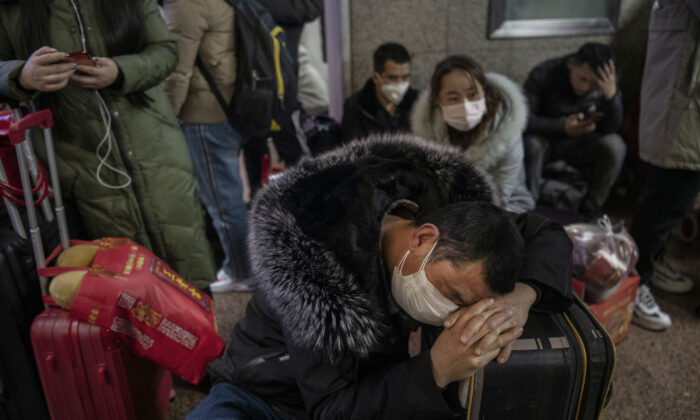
[633,285,671,331]
[210,269,256,293]
[651,256,694,293]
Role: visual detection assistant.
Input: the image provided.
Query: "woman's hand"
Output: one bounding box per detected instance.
[18,46,76,92]
[70,57,119,90]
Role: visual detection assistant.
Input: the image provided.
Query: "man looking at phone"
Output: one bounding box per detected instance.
[522,43,625,219]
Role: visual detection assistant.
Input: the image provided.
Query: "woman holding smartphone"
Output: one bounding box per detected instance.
[0,0,216,290]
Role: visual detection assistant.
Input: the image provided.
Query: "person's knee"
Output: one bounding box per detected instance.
[523,135,549,162]
[596,133,626,164]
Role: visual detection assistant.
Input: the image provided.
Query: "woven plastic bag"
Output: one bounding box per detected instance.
[39,238,224,384]
[565,215,638,302]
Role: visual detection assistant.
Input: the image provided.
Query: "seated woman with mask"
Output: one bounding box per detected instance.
[411,55,534,213]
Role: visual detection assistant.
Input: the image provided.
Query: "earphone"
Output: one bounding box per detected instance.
[69,0,132,190]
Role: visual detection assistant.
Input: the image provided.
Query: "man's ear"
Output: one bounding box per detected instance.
[567,57,577,70]
[409,223,440,250]
[371,71,382,86]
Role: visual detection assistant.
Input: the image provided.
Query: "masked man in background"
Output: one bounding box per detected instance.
[341,43,419,143]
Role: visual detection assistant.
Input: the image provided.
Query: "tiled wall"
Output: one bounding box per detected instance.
[348,0,653,94]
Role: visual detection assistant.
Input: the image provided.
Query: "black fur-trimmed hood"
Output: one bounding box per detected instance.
[248,134,495,363]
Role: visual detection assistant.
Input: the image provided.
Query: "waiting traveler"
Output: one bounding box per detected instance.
[0,0,216,289]
[523,42,626,219]
[412,55,534,213]
[162,0,254,292]
[188,134,573,419]
[341,42,419,142]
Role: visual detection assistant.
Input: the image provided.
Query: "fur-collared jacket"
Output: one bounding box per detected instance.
[210,135,573,419]
[411,73,535,214]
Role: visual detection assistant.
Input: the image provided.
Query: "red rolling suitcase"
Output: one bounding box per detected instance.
[4,108,173,420]
[30,307,172,420]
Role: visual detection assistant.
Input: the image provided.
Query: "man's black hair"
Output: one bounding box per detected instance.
[373,43,411,73]
[572,42,613,71]
[420,201,523,295]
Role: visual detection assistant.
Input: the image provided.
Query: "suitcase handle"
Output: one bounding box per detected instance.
[0,111,11,133]
[8,109,54,145]
[96,365,107,385]
[44,353,56,372]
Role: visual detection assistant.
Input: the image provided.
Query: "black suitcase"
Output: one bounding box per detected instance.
[465,296,615,420]
[0,242,51,420]
[0,199,81,420]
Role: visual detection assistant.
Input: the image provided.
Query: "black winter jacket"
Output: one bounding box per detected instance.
[524,56,623,138]
[341,78,419,143]
[210,134,573,419]
[257,0,323,25]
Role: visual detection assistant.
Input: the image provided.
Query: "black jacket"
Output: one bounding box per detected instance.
[211,135,573,419]
[341,78,419,143]
[524,56,623,138]
[257,0,323,25]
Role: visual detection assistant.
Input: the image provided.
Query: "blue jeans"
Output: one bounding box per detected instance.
[181,123,251,280]
[187,382,291,420]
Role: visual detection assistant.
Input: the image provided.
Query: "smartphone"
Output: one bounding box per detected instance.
[66,50,96,67]
[584,111,604,122]
[583,105,603,123]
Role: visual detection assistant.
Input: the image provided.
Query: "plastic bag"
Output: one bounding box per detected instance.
[565,215,638,303]
[39,238,225,384]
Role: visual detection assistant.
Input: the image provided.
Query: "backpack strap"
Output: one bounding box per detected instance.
[195,55,239,130]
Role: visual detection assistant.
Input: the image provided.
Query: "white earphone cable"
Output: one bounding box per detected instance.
[69,0,132,190]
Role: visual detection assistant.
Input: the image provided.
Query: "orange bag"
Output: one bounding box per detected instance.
[39,238,224,384]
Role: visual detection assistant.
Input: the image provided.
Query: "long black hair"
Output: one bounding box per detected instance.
[17,0,149,108]
[18,0,146,59]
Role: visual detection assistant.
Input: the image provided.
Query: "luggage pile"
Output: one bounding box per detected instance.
[1,107,221,420]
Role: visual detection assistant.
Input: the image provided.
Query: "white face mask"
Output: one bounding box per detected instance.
[391,242,459,326]
[441,98,487,132]
[380,81,410,105]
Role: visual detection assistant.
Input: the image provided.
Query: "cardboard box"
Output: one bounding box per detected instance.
[585,275,640,344]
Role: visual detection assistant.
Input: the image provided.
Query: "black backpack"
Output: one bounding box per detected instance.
[196,0,295,138]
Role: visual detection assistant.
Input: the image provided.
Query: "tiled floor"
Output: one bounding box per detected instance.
[602,229,700,420]
[167,217,700,420]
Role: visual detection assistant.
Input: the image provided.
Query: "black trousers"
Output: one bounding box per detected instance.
[629,164,700,286]
[243,25,306,196]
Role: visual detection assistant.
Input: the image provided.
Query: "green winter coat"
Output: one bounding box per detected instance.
[0,0,216,288]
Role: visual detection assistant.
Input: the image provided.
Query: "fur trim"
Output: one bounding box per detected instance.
[410,72,529,171]
[248,134,495,363]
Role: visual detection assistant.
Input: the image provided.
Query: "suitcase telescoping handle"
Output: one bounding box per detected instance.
[10,108,55,222]
[9,109,70,296]
[0,111,27,237]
